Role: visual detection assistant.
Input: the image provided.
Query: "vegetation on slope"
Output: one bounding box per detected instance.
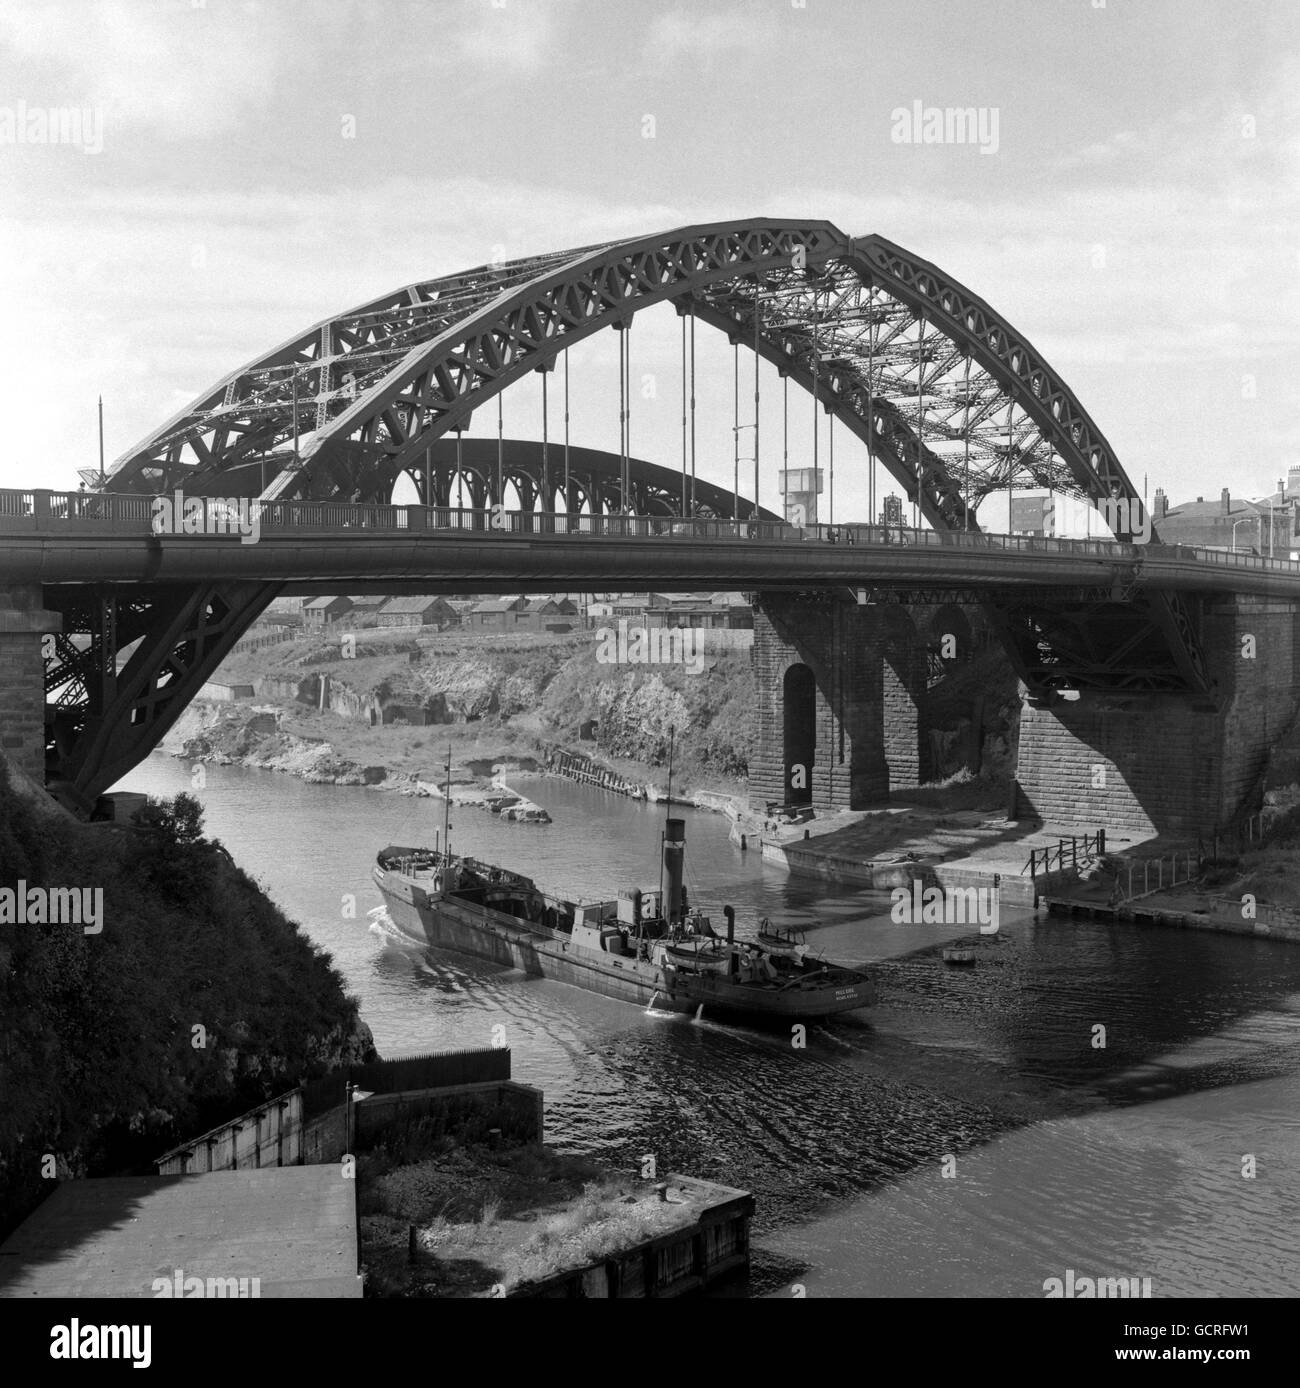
[0,761,375,1238]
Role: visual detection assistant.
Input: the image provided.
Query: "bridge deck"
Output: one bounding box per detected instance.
[2,490,1299,595]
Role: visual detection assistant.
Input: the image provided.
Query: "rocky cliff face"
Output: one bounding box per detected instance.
[183,637,757,792]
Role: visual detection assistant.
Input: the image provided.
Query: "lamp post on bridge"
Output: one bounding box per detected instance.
[1230,515,1259,553]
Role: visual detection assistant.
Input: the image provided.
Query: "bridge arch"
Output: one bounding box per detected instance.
[782,662,817,807]
[99,221,1149,539]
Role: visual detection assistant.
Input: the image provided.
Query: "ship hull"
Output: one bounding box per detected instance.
[374,867,874,1021]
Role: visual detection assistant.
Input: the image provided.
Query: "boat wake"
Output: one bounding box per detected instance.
[367,904,404,940]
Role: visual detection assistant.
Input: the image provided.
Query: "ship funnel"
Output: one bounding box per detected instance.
[663,817,686,925]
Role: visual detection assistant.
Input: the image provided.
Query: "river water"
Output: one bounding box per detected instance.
[117,754,1300,1298]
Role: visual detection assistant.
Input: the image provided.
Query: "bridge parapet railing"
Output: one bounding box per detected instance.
[7,488,1300,576]
[0,490,34,519]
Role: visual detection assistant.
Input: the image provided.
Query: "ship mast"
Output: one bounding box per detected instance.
[659,726,674,904]
[659,728,687,930]
[442,740,452,862]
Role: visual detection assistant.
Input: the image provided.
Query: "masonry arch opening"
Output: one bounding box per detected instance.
[783,663,816,807]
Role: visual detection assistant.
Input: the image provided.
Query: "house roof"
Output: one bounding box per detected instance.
[303,596,350,610]
[378,596,450,615]
[1163,498,1263,522]
[471,596,524,613]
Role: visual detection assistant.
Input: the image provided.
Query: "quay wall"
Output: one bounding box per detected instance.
[509,1176,753,1299]
[155,1089,304,1174]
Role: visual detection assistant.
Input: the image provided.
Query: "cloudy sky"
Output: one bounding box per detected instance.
[0,0,1296,523]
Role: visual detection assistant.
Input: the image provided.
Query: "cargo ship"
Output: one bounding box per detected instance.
[373,803,874,1023]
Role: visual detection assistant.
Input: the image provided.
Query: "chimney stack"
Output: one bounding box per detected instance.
[662,818,685,926]
[1222,487,1231,514]
[1153,487,1168,519]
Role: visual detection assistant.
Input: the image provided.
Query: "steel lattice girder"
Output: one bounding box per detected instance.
[410,438,779,518]
[100,219,1148,525]
[983,590,1212,696]
[44,581,279,806]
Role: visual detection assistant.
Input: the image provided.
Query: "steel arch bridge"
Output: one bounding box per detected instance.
[100,220,1151,535]
[41,220,1214,810]
[93,216,1209,688]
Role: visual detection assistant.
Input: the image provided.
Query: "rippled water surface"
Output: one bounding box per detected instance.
[117,755,1300,1296]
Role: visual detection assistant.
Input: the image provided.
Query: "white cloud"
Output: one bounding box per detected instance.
[645,6,786,65]
[0,0,301,141]
[454,0,560,74]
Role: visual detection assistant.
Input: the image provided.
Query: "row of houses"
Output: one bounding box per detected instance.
[1008,469,1300,555]
[301,595,460,631]
[589,593,753,630]
[465,596,580,630]
[294,592,754,633]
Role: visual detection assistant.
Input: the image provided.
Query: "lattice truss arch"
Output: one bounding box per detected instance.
[95,218,1208,698]
[415,439,772,518]
[100,220,1147,528]
[43,582,279,806]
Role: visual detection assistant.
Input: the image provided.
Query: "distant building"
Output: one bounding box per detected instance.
[521,597,577,620]
[612,595,664,618]
[880,494,904,528]
[301,596,353,631]
[710,592,754,628]
[376,596,459,629]
[468,596,528,628]
[466,595,578,631]
[1009,494,1050,536]
[523,596,578,630]
[1150,487,1292,552]
[1246,471,1300,543]
[643,592,752,630]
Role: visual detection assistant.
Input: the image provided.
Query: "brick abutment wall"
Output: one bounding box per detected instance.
[751,593,930,811]
[1014,595,1300,837]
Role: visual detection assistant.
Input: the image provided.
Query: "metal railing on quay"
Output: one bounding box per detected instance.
[1023,829,1107,877]
[1112,847,1202,903]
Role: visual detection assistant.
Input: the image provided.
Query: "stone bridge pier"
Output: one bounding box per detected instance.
[751,588,1300,841]
[1013,594,1300,839]
[748,591,933,812]
[0,585,60,786]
